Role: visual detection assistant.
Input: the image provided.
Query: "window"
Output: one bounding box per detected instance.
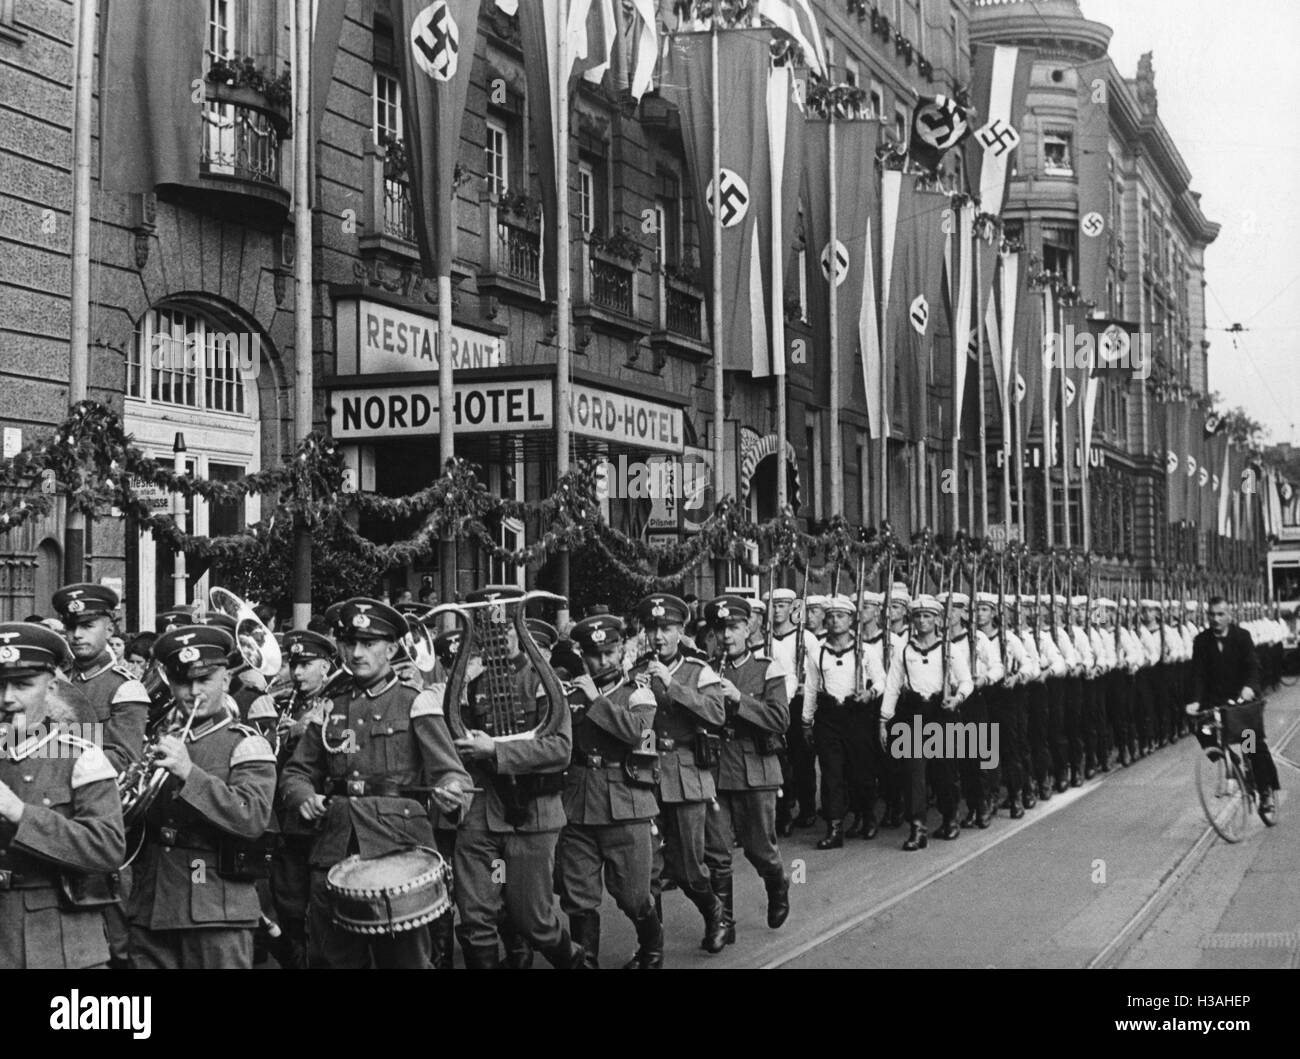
[486,119,508,196]
[894,103,909,146]
[1042,131,1072,174]
[208,463,247,538]
[805,411,823,520]
[129,307,249,416]
[870,82,884,120]
[373,70,402,144]
[1042,226,1076,283]
[578,161,595,235]
[655,170,682,263]
[206,0,234,66]
[844,56,860,88]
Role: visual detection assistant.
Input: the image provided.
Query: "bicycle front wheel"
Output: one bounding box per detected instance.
[1196,748,1254,843]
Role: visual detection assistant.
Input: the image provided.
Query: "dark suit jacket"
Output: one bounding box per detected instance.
[1191,625,1260,706]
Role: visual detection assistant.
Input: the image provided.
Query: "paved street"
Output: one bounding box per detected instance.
[598,685,1300,969]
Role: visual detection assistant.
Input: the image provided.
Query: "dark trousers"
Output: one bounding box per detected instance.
[1062,676,1084,773]
[454,827,566,957]
[1192,727,1282,792]
[1045,678,1069,782]
[959,690,991,812]
[813,699,876,823]
[988,685,1026,803]
[778,697,817,824]
[1133,669,1156,749]
[270,833,314,969]
[1107,671,1134,758]
[307,868,432,969]
[652,800,711,896]
[1086,677,1108,766]
[556,820,653,919]
[1025,682,1051,786]
[129,925,253,969]
[704,789,783,882]
[891,692,959,823]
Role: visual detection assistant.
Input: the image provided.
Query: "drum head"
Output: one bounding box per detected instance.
[330,848,441,893]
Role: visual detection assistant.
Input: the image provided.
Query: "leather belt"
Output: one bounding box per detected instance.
[326,779,433,808]
[572,750,615,768]
[0,868,53,890]
[656,736,677,752]
[147,824,217,850]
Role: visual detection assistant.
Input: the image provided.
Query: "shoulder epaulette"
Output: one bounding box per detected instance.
[764,658,787,683]
[67,740,117,788]
[246,694,278,721]
[230,728,276,766]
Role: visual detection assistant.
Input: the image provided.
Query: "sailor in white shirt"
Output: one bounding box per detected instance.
[860,590,906,830]
[802,595,882,850]
[766,588,821,835]
[879,595,973,850]
[1086,597,1116,772]
[1137,599,1165,753]
[1037,595,1071,793]
[978,592,1030,818]
[1069,595,1105,780]
[1016,595,1050,805]
[1114,599,1145,761]
[944,592,1002,830]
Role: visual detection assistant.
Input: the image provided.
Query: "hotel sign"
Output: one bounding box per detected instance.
[334,298,504,375]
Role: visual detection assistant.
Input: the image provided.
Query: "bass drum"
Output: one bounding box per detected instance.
[325,847,452,936]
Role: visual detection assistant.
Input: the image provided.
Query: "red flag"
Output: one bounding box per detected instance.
[1075,58,1111,306]
[394,0,483,277]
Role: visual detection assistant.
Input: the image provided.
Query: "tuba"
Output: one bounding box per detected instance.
[116,589,282,863]
[440,587,570,744]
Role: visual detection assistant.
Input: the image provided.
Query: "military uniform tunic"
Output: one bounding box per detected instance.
[0,727,124,968]
[127,711,276,969]
[68,650,149,772]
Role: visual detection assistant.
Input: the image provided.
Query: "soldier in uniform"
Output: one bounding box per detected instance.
[52,582,149,969]
[634,593,728,955]
[767,588,819,833]
[280,599,472,969]
[127,626,278,969]
[803,595,884,849]
[879,596,973,850]
[196,613,265,720]
[702,596,791,944]
[555,614,661,969]
[0,623,125,969]
[52,583,149,773]
[247,629,337,969]
[448,588,583,969]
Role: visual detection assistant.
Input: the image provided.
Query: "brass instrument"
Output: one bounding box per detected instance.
[117,589,282,862]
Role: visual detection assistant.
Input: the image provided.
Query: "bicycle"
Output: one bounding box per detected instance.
[1191,700,1263,843]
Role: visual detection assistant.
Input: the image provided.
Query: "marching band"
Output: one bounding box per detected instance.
[0,558,1288,970]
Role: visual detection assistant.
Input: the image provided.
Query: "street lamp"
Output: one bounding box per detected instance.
[172,432,187,607]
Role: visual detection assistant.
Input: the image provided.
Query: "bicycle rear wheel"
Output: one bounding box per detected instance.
[1196,748,1254,843]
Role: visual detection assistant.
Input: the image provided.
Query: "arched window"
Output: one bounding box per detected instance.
[128,307,250,414]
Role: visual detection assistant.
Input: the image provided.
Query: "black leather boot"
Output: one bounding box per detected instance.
[1022,784,1038,809]
[621,905,665,969]
[689,885,728,954]
[860,810,879,840]
[711,874,736,946]
[960,806,979,828]
[1008,790,1025,819]
[936,815,961,840]
[764,871,791,929]
[902,821,928,851]
[975,800,991,829]
[502,922,534,969]
[542,928,587,969]
[816,820,844,850]
[568,911,601,969]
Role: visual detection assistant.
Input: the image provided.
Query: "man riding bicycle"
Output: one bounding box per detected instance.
[1186,597,1280,825]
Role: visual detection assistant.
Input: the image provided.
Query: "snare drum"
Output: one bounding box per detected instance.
[325,847,452,936]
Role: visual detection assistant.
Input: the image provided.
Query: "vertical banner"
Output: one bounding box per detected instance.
[395,0,484,276]
[662,30,776,375]
[1075,58,1111,307]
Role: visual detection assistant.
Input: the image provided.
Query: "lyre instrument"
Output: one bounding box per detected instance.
[440,587,571,744]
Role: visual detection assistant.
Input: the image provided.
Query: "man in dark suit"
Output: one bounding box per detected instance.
[1187,597,1280,825]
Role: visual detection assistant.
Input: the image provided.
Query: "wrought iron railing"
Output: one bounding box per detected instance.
[590,256,633,316]
[666,281,702,339]
[498,220,540,284]
[200,100,281,184]
[384,176,415,243]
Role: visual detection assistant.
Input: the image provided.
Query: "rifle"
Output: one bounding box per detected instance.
[997,549,1008,678]
[882,539,896,673]
[794,553,810,676]
[940,543,955,698]
[854,551,869,698]
[765,564,777,656]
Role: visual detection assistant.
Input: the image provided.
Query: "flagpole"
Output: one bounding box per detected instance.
[771,69,789,517]
[555,0,573,625]
[1013,344,1024,543]
[1042,287,1053,548]
[1059,293,1072,550]
[291,0,313,630]
[65,0,96,583]
[1080,346,1091,552]
[976,225,988,537]
[710,17,726,592]
[949,216,960,537]
[1000,253,1013,539]
[826,44,842,517]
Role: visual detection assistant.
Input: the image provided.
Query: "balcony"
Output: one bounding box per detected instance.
[477,191,545,312]
[360,141,419,258]
[574,234,650,344]
[649,260,709,366]
[158,82,290,227]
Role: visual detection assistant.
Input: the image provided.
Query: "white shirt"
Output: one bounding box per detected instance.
[769,625,820,702]
[1002,628,1036,684]
[802,638,884,723]
[967,628,1005,687]
[1037,629,1068,678]
[1070,625,1094,673]
[1017,627,1045,682]
[880,638,974,721]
